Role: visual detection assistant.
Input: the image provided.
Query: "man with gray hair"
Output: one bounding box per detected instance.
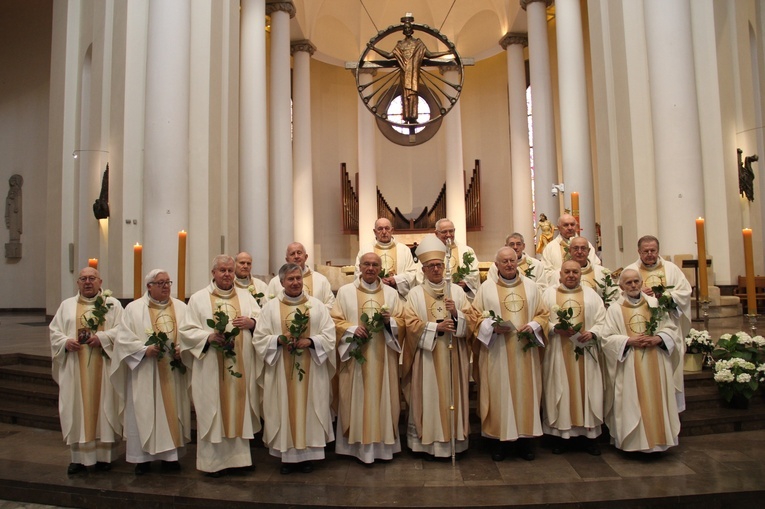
[112,269,190,475]
[432,218,480,300]
[541,214,600,279]
[354,218,419,299]
[234,251,269,307]
[180,255,261,477]
[488,233,546,289]
[266,242,335,308]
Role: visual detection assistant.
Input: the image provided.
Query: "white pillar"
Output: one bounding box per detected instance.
[240,0,269,274]
[500,33,535,250]
[442,67,467,246]
[555,0,596,243]
[143,0,190,274]
[644,0,704,254]
[291,40,316,265]
[357,69,377,248]
[522,0,558,224]
[266,1,295,272]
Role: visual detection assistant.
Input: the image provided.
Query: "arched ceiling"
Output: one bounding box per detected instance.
[290,0,529,66]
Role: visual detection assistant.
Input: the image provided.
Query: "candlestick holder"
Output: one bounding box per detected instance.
[746,313,758,336]
[701,299,710,332]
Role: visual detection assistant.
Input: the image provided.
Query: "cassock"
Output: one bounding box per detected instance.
[253,293,336,463]
[111,294,191,463]
[472,275,549,441]
[601,294,682,452]
[355,240,419,298]
[542,235,601,278]
[402,280,479,457]
[541,284,606,438]
[488,254,547,290]
[49,292,124,465]
[236,275,269,307]
[179,282,261,473]
[625,256,691,411]
[266,267,335,309]
[331,278,405,463]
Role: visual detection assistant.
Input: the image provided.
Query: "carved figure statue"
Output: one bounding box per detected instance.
[5,174,23,243]
[368,14,451,123]
[535,213,555,255]
[738,148,757,202]
[93,164,110,220]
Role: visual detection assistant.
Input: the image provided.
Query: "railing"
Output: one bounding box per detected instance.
[341,161,481,233]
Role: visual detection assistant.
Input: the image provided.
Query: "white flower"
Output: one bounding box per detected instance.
[601,268,611,276]
[215,299,225,309]
[102,289,113,298]
[720,334,732,341]
[248,285,255,293]
[482,310,490,318]
[737,373,752,383]
[381,304,390,312]
[753,336,765,347]
[713,369,735,383]
[269,293,275,299]
[305,303,312,310]
[145,328,154,336]
[551,305,561,314]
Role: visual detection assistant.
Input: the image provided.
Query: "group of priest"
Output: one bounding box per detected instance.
[49,213,692,478]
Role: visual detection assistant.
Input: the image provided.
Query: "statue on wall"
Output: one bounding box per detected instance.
[738,148,758,202]
[93,164,110,220]
[5,174,23,259]
[535,213,555,256]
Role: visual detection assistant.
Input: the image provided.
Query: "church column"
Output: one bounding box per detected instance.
[644,0,704,254]
[143,0,190,274]
[500,33,534,249]
[291,40,316,263]
[442,66,467,245]
[357,69,377,248]
[555,0,596,243]
[240,0,269,274]
[522,0,558,224]
[266,0,296,272]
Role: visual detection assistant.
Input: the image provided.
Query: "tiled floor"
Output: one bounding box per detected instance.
[1,311,764,507]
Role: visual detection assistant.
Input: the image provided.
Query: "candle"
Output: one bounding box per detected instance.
[133,243,142,300]
[88,258,98,269]
[695,218,708,301]
[571,192,580,234]
[178,231,187,300]
[743,228,757,315]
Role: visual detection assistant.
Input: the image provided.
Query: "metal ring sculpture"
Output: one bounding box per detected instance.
[356,17,464,131]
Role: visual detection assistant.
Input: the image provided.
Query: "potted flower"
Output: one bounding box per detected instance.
[711,331,765,408]
[684,328,713,372]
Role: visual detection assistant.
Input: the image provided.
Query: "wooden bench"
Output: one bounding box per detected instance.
[733,275,765,308]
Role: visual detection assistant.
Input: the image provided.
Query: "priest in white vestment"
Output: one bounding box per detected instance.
[472,247,549,461]
[624,235,691,412]
[601,269,682,453]
[254,263,336,474]
[112,269,190,475]
[354,217,419,299]
[234,251,269,307]
[179,255,261,476]
[49,267,124,475]
[542,214,600,281]
[331,252,405,464]
[487,232,547,290]
[402,235,479,459]
[266,242,335,308]
[569,237,620,307]
[541,261,606,455]
[432,218,480,300]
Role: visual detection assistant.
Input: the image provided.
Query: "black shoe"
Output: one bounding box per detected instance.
[551,437,565,455]
[161,460,181,472]
[585,440,601,456]
[280,464,294,475]
[517,441,535,461]
[491,448,506,462]
[205,469,226,478]
[67,463,86,475]
[300,461,314,473]
[134,462,151,475]
[94,461,112,471]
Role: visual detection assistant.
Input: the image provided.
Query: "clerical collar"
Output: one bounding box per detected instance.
[580,262,592,273]
[211,282,235,299]
[558,284,582,293]
[625,294,643,305]
[77,292,100,304]
[282,292,306,305]
[498,273,519,285]
[359,278,380,292]
[235,277,251,287]
[641,258,663,270]
[302,266,311,275]
[147,294,170,308]
[376,239,394,248]
[426,279,447,291]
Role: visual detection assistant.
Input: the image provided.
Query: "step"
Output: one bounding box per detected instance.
[0,363,57,387]
[0,353,52,369]
[0,378,58,407]
[680,405,765,436]
[0,398,60,431]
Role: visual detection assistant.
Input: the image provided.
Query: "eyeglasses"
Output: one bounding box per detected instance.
[436,229,455,235]
[149,280,173,287]
[423,263,445,270]
[78,276,99,283]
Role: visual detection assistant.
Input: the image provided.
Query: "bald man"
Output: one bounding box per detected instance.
[234,252,269,307]
[354,218,419,299]
[266,242,335,309]
[541,214,600,279]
